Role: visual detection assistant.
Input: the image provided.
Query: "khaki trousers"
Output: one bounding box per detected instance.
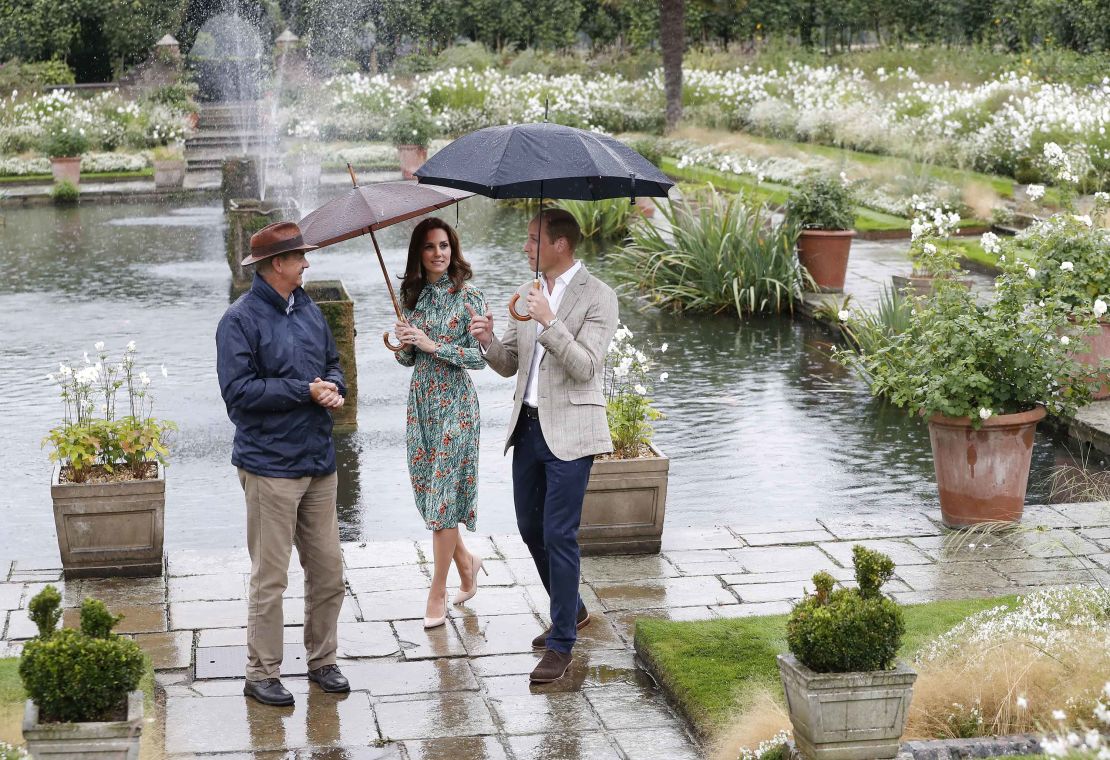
[238,468,344,681]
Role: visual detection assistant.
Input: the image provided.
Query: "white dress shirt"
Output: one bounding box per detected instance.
[523,260,582,408]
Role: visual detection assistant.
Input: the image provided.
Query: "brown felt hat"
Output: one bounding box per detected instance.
[242,221,318,266]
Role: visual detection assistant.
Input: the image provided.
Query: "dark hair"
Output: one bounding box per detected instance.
[400,218,472,311]
[533,208,582,251]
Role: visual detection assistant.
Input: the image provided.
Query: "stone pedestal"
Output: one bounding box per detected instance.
[221,157,261,210]
[304,280,358,431]
[226,199,284,291]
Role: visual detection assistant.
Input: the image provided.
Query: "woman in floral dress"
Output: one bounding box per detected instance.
[394,217,488,628]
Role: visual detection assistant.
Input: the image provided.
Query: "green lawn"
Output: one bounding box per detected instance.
[634,595,1019,741]
[660,157,990,234]
[0,169,153,184]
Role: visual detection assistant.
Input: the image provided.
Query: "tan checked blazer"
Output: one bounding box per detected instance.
[483,265,620,461]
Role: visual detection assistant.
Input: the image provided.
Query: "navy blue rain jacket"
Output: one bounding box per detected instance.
[216,274,346,478]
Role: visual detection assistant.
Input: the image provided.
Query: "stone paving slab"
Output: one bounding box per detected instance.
[5,511,1110,759]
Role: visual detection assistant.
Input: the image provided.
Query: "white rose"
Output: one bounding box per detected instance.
[980,232,1001,255]
[1060,261,1074,271]
[1095,299,1108,318]
[1060,336,1071,346]
[838,310,851,321]
[659,372,668,381]
[979,408,993,420]
[1026,184,1045,201]
[127,340,136,351]
[1027,267,1037,278]
[923,242,937,255]
[634,384,647,395]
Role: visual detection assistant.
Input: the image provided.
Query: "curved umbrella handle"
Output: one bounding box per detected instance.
[508,293,531,322]
[383,331,405,352]
[509,280,541,322]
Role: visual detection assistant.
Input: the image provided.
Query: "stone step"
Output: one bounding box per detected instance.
[186,134,271,149]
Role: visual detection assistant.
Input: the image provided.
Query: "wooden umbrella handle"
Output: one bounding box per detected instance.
[509,280,540,322]
[370,228,410,351]
[383,331,405,352]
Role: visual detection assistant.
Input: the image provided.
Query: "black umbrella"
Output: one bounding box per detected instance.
[415,121,673,320]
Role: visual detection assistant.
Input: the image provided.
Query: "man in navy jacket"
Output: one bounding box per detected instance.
[216,221,350,706]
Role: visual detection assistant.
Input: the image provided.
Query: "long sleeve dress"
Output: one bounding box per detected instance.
[395,277,487,531]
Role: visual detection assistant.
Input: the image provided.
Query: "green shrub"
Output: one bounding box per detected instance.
[786,545,905,673]
[50,181,78,204]
[785,175,856,231]
[386,105,436,148]
[555,197,635,242]
[41,127,89,158]
[19,586,145,723]
[27,585,61,638]
[615,187,805,316]
[626,136,663,168]
[142,81,199,113]
[0,58,75,95]
[436,42,497,71]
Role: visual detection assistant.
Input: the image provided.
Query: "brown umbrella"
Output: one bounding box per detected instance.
[299,167,473,351]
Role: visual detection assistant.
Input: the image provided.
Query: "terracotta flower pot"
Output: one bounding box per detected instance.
[396,144,428,181]
[50,156,82,187]
[1071,321,1110,400]
[927,406,1045,528]
[797,229,854,292]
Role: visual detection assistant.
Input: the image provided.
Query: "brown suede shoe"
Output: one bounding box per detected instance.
[531,606,591,649]
[530,648,573,683]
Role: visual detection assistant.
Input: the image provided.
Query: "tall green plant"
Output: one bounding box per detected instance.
[784,175,856,231]
[615,187,806,316]
[555,197,636,242]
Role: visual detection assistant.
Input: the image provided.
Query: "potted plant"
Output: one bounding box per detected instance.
[387,105,435,180]
[892,204,972,297]
[20,586,146,759]
[785,176,856,292]
[778,546,915,760]
[1016,155,1110,399]
[150,144,186,190]
[580,324,670,555]
[836,245,1105,527]
[42,125,89,188]
[43,341,175,577]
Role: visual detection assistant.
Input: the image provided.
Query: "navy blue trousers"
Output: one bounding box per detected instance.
[512,412,594,653]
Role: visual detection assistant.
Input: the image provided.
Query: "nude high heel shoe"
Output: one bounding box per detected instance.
[423,599,448,629]
[452,555,488,605]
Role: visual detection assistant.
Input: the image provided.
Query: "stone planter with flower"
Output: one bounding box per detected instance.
[786,176,856,293]
[580,324,669,555]
[387,106,435,180]
[44,341,175,578]
[836,243,1105,528]
[42,126,89,189]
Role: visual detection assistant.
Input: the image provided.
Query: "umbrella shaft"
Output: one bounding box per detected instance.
[369,229,404,320]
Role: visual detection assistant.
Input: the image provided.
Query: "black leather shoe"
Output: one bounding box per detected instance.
[307,664,350,693]
[243,678,294,706]
[532,605,591,649]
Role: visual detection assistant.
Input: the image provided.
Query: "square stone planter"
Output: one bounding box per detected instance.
[153,159,186,190]
[23,690,143,759]
[778,653,916,760]
[303,280,357,432]
[580,445,669,555]
[51,463,165,578]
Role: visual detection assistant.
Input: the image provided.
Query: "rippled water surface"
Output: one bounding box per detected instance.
[0,196,1101,557]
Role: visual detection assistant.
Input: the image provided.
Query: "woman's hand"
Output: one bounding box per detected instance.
[395,321,436,353]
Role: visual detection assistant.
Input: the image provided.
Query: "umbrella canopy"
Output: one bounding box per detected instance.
[299,180,474,248]
[414,122,673,200]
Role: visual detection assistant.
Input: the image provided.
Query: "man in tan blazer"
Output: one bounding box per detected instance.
[468,209,619,683]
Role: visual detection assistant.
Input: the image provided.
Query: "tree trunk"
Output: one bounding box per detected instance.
[660,0,684,134]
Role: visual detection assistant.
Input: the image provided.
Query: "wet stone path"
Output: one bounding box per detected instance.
[3,502,1110,759]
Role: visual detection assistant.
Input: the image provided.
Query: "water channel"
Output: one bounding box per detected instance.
[0,194,1102,559]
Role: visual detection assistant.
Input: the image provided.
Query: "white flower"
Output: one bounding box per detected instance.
[613,366,629,379]
[1027,267,1037,278]
[838,310,851,321]
[635,350,647,364]
[660,342,668,353]
[659,372,668,381]
[127,340,136,351]
[923,242,937,255]
[1053,709,1067,721]
[94,341,104,351]
[1073,214,1093,227]
[1016,695,1028,709]
[634,384,647,395]
[139,372,151,386]
[1026,184,1045,201]
[1060,336,1071,346]
[980,232,1001,255]
[979,408,993,420]
[45,373,55,382]
[1095,299,1108,318]
[1060,261,1074,272]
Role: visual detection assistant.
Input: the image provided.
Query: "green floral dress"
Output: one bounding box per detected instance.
[395,278,486,531]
